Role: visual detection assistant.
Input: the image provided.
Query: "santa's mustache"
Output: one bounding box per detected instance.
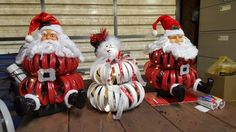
[40,39,60,45]
[162,39,198,60]
[15,36,84,64]
[26,39,75,58]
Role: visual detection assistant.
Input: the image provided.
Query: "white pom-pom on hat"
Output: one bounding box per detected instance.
[152,30,158,36]
[25,35,34,43]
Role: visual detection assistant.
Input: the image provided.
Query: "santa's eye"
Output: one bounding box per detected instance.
[106,45,109,47]
[168,36,177,39]
[42,33,46,36]
[177,35,183,38]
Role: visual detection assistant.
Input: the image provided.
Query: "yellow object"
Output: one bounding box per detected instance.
[106,111,113,122]
[208,56,236,75]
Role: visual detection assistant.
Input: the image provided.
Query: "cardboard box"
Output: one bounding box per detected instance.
[205,73,236,101]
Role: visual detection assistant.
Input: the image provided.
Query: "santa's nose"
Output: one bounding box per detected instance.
[45,35,50,40]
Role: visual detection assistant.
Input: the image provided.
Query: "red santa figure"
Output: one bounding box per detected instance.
[87,29,146,119]
[144,15,213,101]
[10,12,86,116]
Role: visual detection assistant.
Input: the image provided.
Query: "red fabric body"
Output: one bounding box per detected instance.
[145,49,198,92]
[19,53,84,106]
[22,53,79,76]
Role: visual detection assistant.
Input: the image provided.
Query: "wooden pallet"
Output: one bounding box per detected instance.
[16,93,236,132]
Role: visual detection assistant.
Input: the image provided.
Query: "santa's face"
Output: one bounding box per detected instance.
[153,35,198,60]
[41,29,58,41]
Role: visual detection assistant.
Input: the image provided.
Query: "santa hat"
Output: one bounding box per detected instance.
[152,15,184,37]
[25,12,63,43]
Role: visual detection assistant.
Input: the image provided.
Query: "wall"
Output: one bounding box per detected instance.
[0,0,176,78]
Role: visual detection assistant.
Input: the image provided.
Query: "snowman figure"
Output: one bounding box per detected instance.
[87,29,146,119]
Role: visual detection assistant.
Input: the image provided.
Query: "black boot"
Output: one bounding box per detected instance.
[157,89,172,98]
[171,85,185,102]
[14,96,36,116]
[68,89,87,109]
[196,78,214,94]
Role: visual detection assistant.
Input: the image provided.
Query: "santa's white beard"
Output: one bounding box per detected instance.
[16,35,84,64]
[31,39,79,58]
[149,36,198,60]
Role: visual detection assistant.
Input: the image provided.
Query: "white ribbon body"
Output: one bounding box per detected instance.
[87,81,145,119]
[88,57,146,119]
[91,60,146,86]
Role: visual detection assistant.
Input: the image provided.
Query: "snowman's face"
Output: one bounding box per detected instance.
[98,42,119,59]
[104,43,115,53]
[96,37,120,60]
